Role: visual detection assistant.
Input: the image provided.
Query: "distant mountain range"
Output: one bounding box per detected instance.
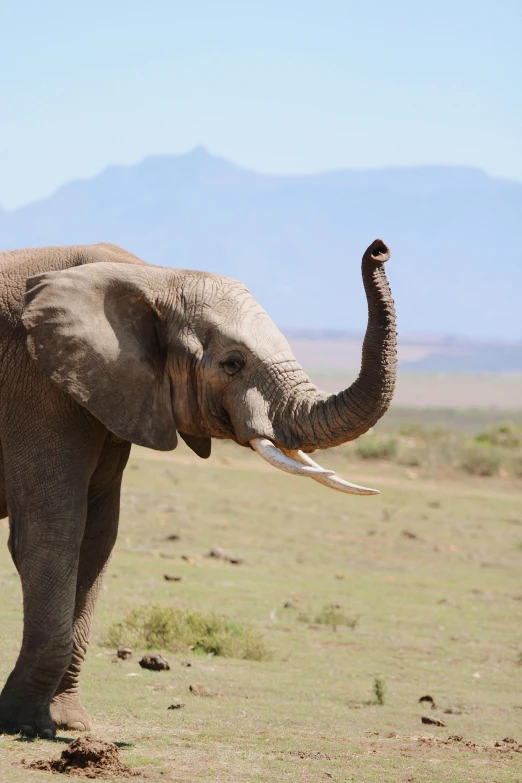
[1,148,521,363]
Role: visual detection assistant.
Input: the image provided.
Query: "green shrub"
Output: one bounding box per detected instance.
[106,605,270,661]
[475,424,521,449]
[460,444,501,476]
[373,678,387,705]
[346,419,522,479]
[356,436,397,461]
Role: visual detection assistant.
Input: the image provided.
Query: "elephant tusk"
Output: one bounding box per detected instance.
[284,449,380,496]
[249,438,335,478]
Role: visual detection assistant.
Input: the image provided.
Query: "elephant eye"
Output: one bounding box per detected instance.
[221,354,245,376]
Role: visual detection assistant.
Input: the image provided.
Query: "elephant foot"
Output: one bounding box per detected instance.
[0,694,56,739]
[51,692,92,731]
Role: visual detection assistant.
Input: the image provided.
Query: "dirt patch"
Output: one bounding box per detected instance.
[26,735,134,778]
[273,750,336,760]
[492,737,522,754]
[410,734,522,757]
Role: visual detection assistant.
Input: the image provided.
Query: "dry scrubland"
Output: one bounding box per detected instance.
[1,409,522,782]
[309,371,522,410]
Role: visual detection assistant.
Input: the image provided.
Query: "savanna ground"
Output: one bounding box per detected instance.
[1,403,522,782]
[310,371,522,409]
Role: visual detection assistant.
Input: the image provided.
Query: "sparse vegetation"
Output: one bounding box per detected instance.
[460,443,502,476]
[297,604,360,630]
[335,418,522,479]
[2,410,522,782]
[373,678,387,706]
[475,423,521,449]
[356,435,397,460]
[107,605,270,661]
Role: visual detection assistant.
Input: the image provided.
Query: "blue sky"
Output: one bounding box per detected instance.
[1,0,520,209]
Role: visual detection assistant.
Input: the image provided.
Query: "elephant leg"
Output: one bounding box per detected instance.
[0,445,6,519]
[51,437,131,731]
[0,416,106,739]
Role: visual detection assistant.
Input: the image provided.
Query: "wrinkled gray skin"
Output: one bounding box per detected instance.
[0,240,396,738]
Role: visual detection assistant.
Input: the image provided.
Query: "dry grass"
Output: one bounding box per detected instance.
[1,408,522,782]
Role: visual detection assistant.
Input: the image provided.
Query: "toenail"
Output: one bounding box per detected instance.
[20,725,35,737]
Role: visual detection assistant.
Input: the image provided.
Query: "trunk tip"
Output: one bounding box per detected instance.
[364,239,391,263]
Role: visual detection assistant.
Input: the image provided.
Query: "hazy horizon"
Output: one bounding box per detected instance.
[2,1,521,209]
[2,147,521,347]
[3,147,522,213]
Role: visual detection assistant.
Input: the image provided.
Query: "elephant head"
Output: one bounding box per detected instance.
[21,239,397,495]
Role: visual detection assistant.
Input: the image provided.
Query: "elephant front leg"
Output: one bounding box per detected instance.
[49,570,106,732]
[0,416,106,738]
[0,517,86,738]
[49,572,103,732]
[51,439,130,732]
[50,494,120,732]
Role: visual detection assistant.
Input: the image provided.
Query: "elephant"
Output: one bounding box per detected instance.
[0,238,396,738]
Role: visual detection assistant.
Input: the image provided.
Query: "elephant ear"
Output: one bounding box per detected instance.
[22,262,178,451]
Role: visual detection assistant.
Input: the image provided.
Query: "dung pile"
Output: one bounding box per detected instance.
[28,735,133,778]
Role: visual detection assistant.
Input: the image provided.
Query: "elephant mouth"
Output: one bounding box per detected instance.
[221,394,380,496]
[249,437,380,496]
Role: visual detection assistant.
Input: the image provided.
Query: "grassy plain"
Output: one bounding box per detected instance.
[1,410,522,782]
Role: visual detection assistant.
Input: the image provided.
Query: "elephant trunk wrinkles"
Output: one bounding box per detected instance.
[288,239,397,452]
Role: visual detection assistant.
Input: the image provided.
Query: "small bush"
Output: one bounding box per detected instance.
[373,678,386,705]
[298,605,359,631]
[475,424,521,449]
[106,605,270,661]
[460,444,502,476]
[345,419,522,479]
[356,436,397,461]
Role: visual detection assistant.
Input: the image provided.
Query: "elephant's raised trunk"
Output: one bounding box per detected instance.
[290,238,397,451]
[247,239,397,496]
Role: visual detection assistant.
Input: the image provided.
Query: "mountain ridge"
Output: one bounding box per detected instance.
[1,147,521,346]
[6,150,517,213]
